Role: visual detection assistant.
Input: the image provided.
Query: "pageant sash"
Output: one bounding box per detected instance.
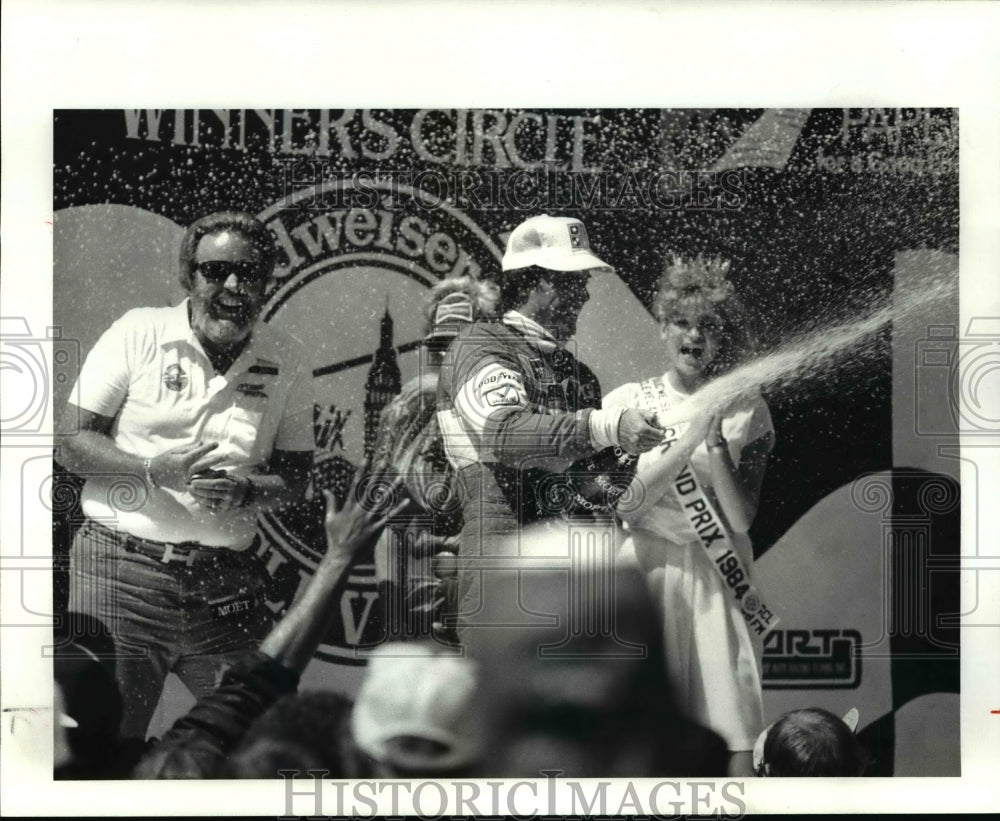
[638,378,778,636]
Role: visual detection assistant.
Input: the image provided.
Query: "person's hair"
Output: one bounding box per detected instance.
[652,254,756,374]
[178,211,278,291]
[221,739,325,779]
[762,708,865,776]
[132,737,227,779]
[228,690,360,778]
[421,275,499,335]
[53,647,123,761]
[498,265,550,314]
[53,614,122,763]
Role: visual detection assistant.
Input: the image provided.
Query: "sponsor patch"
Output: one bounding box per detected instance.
[484,385,524,407]
[472,363,527,409]
[209,595,256,620]
[568,221,593,253]
[236,382,268,398]
[162,364,188,392]
[476,368,521,391]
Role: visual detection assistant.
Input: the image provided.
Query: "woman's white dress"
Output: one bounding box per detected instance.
[604,377,774,752]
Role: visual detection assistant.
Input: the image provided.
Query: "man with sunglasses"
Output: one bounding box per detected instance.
[57,211,314,742]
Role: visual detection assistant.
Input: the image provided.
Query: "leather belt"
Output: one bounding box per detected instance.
[89,520,254,566]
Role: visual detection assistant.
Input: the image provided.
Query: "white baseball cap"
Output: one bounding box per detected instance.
[501,214,612,272]
[351,643,478,772]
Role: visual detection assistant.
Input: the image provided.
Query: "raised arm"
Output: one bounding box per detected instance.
[258,480,406,671]
[132,479,403,778]
[618,411,715,523]
[705,416,773,534]
[447,351,661,471]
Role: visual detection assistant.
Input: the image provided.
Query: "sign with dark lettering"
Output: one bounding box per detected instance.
[763,628,863,689]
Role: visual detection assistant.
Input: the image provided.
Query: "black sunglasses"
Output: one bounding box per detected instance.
[195,260,265,285]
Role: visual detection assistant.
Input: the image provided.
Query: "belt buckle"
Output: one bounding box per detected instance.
[161,542,196,566]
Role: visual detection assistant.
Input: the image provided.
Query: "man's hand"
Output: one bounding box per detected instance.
[618,408,664,455]
[188,470,249,513]
[258,474,407,673]
[148,441,222,491]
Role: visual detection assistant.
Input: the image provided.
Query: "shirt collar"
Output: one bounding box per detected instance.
[502,310,560,352]
[164,298,283,370]
[162,299,196,344]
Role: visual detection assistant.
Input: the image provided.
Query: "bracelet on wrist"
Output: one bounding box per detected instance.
[144,457,159,488]
[707,439,728,451]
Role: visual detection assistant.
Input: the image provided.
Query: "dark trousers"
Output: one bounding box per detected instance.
[67,519,272,740]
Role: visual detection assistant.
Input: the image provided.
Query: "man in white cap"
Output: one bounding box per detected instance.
[436,214,663,640]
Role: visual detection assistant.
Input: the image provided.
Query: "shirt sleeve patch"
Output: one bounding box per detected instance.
[475,366,522,392]
[473,364,527,408]
[484,384,525,407]
[454,361,529,431]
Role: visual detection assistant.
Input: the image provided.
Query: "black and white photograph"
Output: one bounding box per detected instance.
[2,2,998,816]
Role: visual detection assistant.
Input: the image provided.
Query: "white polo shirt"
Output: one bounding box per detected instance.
[73,300,314,547]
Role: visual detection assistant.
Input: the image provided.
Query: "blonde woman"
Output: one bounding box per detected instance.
[603,255,774,776]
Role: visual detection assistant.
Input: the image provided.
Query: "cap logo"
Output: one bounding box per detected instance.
[433,298,475,326]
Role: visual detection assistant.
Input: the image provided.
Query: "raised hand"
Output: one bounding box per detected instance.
[705,412,726,448]
[322,474,410,561]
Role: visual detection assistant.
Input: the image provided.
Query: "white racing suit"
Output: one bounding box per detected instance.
[436,313,636,634]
